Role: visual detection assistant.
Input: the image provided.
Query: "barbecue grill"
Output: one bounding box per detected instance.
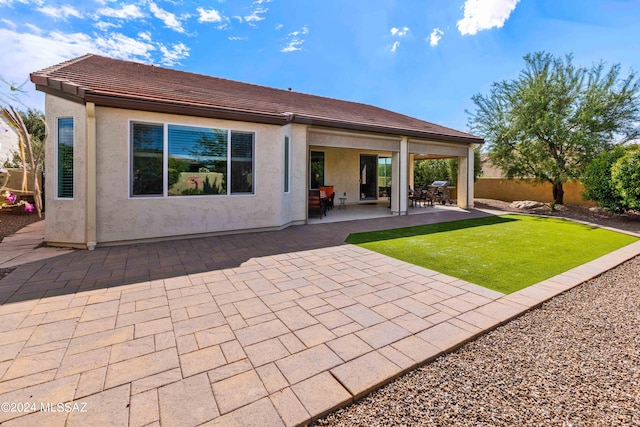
[429,180,455,205]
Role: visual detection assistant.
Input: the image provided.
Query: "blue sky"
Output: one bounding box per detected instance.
[1,0,639,133]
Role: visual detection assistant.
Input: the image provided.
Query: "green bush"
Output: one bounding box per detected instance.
[612,148,640,211]
[581,145,627,213]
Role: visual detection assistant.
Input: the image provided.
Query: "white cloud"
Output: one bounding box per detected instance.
[457,0,520,35]
[281,25,308,53]
[95,21,120,31]
[1,18,17,30]
[228,36,247,41]
[429,28,444,47]
[158,42,189,66]
[97,4,144,20]
[24,23,42,33]
[138,31,152,42]
[197,7,224,23]
[149,1,185,33]
[245,7,267,23]
[390,26,409,37]
[253,0,271,3]
[390,40,400,53]
[37,5,82,20]
[275,23,283,30]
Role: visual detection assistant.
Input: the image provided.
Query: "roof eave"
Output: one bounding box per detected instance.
[292,115,484,145]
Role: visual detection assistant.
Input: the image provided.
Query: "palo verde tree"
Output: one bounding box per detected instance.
[468,52,640,204]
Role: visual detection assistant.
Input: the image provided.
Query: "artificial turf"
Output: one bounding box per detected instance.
[345,214,638,294]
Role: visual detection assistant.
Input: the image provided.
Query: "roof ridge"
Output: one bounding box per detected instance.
[32,53,95,77]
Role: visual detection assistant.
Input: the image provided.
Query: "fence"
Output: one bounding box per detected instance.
[474,178,596,206]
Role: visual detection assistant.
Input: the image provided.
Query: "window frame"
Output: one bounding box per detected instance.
[284,136,290,193]
[129,120,166,198]
[55,117,75,200]
[128,120,257,199]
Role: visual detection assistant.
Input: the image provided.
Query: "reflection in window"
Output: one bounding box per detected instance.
[310,151,324,189]
[131,123,163,197]
[231,131,254,194]
[168,125,227,196]
[57,117,74,199]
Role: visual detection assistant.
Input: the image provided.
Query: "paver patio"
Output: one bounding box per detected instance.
[1,209,639,426]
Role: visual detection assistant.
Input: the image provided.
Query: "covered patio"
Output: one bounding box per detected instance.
[307,127,476,223]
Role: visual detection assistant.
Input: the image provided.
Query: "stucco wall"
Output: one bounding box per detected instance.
[44,95,87,245]
[475,178,596,206]
[91,107,299,244]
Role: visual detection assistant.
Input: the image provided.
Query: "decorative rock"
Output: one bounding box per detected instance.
[510,200,545,209]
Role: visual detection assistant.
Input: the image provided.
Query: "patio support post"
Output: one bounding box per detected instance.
[85,102,97,250]
[456,145,474,209]
[409,154,415,188]
[391,136,409,215]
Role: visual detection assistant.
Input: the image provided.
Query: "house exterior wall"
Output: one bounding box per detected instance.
[44,95,87,246]
[93,107,302,244]
[44,95,311,246]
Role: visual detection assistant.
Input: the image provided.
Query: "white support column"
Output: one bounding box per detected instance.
[395,136,409,215]
[85,102,97,250]
[456,145,474,209]
[391,152,400,215]
[467,145,475,208]
[409,154,415,189]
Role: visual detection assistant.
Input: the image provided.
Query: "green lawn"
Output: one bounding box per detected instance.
[346,214,638,294]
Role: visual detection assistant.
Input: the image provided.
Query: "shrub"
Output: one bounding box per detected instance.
[612,148,640,211]
[581,145,627,213]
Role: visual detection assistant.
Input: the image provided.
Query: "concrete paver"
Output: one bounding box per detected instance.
[0,212,638,426]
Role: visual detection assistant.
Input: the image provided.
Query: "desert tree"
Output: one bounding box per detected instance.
[468,52,640,204]
[0,76,46,217]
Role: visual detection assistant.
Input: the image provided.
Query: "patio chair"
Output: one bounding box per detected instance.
[320,185,335,210]
[308,189,324,218]
[409,186,423,207]
[420,186,436,207]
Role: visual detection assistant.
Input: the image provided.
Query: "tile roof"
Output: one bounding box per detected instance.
[31,54,482,143]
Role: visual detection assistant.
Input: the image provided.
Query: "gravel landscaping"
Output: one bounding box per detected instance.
[316,200,640,426]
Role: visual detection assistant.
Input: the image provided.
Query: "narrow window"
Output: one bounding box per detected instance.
[168,125,227,196]
[56,117,74,199]
[284,136,290,193]
[131,123,164,197]
[310,151,324,189]
[230,131,254,194]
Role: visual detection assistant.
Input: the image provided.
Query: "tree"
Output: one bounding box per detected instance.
[468,51,640,204]
[1,77,47,217]
[413,147,483,187]
[3,109,46,170]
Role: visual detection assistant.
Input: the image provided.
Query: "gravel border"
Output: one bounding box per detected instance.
[316,246,640,425]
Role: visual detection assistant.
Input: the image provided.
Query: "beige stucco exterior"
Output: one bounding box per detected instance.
[44,94,476,248]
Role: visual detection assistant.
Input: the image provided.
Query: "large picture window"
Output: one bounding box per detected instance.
[131,123,163,197]
[130,122,255,197]
[56,117,74,199]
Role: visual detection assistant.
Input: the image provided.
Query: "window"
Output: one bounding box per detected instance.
[230,131,254,194]
[131,123,163,197]
[130,122,255,197]
[56,117,74,199]
[168,125,227,196]
[284,136,290,193]
[310,151,324,189]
